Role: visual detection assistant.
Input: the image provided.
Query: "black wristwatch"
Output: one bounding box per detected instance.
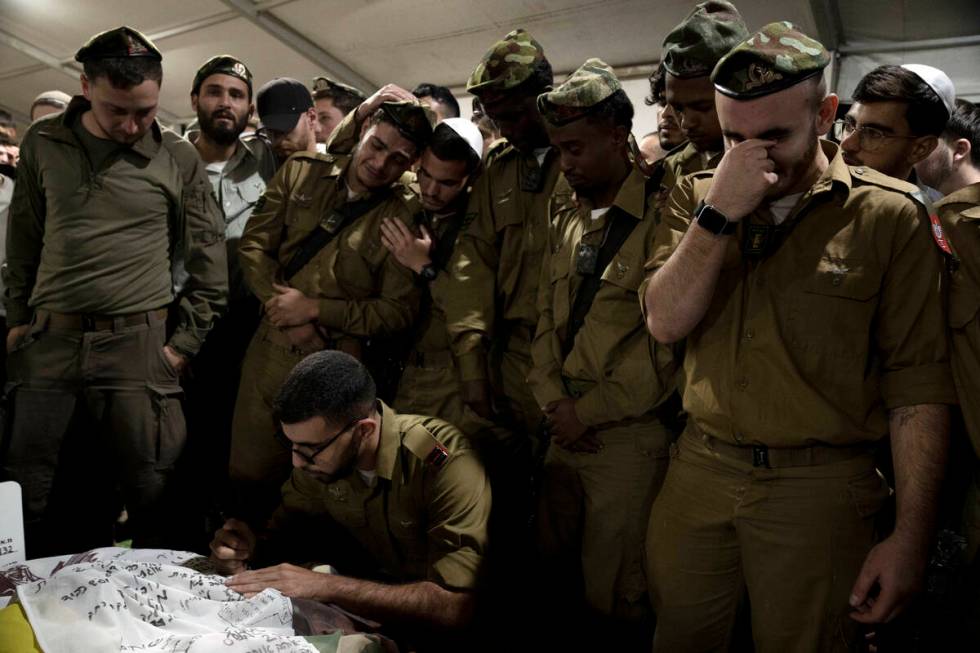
[419,264,438,282]
[694,200,737,236]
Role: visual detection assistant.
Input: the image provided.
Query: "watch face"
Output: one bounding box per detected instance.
[421,265,438,281]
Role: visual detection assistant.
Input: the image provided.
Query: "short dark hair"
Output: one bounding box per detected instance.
[315,86,363,116]
[645,63,667,107]
[83,57,162,89]
[412,83,460,118]
[429,122,481,174]
[944,98,980,168]
[0,109,14,128]
[273,351,377,426]
[586,89,634,132]
[0,132,16,147]
[852,65,948,136]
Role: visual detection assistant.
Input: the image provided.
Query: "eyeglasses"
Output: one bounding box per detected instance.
[275,414,366,464]
[832,119,921,153]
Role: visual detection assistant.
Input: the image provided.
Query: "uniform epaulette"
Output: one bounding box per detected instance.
[403,423,450,471]
[485,138,515,165]
[851,166,957,259]
[847,165,918,194]
[290,150,339,165]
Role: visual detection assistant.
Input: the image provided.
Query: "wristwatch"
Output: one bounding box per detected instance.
[419,264,438,282]
[694,200,737,236]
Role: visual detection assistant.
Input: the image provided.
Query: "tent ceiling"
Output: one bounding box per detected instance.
[0,0,977,130]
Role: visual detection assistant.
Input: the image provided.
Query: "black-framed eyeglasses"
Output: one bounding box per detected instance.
[832,118,920,153]
[275,414,366,464]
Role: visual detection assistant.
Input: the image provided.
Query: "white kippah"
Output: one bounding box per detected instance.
[901,64,956,118]
[439,117,484,160]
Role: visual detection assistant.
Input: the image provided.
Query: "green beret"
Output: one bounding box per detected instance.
[466,28,548,102]
[662,1,749,79]
[311,76,366,102]
[379,100,436,148]
[192,55,252,96]
[537,58,622,127]
[75,26,161,63]
[712,22,830,99]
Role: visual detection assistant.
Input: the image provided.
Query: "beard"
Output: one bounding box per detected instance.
[199,107,247,146]
[302,438,359,485]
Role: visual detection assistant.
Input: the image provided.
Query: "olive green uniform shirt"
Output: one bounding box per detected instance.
[268,401,491,590]
[939,182,980,456]
[644,142,956,447]
[238,151,419,339]
[444,142,561,381]
[3,97,228,357]
[529,164,676,426]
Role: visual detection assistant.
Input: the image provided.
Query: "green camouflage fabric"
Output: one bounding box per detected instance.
[537,58,622,127]
[192,55,252,96]
[379,100,437,147]
[75,26,161,62]
[311,76,366,102]
[466,28,547,101]
[712,22,830,99]
[662,1,748,79]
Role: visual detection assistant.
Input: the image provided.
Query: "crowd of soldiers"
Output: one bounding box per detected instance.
[0,0,978,650]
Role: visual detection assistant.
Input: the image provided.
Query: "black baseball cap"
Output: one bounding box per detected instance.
[256,78,314,132]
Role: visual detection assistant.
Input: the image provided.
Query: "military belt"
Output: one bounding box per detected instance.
[41,308,168,332]
[686,423,873,469]
[406,349,454,369]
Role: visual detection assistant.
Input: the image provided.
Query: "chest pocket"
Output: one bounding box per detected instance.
[591,247,646,328]
[794,260,880,356]
[333,219,384,297]
[236,179,264,205]
[548,248,572,326]
[949,269,980,329]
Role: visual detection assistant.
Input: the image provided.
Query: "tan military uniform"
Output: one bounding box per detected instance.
[642,142,957,651]
[529,164,678,618]
[266,402,490,590]
[231,151,420,516]
[938,182,980,559]
[2,97,228,557]
[444,141,561,437]
[392,209,499,441]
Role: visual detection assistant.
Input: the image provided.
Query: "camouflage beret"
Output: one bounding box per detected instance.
[466,28,548,101]
[192,55,252,96]
[311,76,366,102]
[379,100,437,148]
[537,58,622,127]
[662,1,749,79]
[75,26,161,63]
[712,22,830,99]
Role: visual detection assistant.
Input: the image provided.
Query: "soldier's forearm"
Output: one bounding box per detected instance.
[889,403,949,554]
[315,575,475,629]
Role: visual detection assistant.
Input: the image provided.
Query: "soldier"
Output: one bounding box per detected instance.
[412,83,461,122]
[642,23,956,650]
[641,62,685,164]
[29,90,72,122]
[443,28,559,451]
[211,351,489,638]
[311,76,366,145]
[378,117,486,435]
[179,55,277,540]
[838,64,955,181]
[255,77,318,165]
[917,100,980,555]
[2,27,228,557]
[230,97,431,524]
[656,1,749,190]
[529,59,679,645]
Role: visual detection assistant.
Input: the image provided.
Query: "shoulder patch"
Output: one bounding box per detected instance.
[403,423,450,471]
